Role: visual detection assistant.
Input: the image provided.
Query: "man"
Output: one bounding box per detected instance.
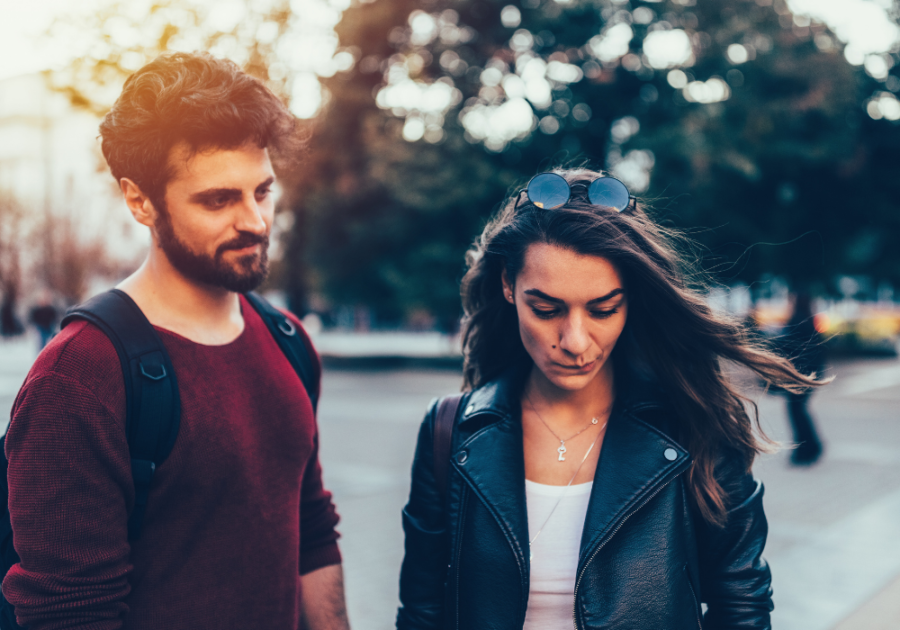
[3,52,350,629]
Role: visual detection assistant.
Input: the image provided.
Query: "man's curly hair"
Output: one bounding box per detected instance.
[99,51,302,208]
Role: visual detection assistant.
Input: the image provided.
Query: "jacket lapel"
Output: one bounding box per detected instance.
[452,414,531,574]
[578,405,691,566]
[451,366,532,576]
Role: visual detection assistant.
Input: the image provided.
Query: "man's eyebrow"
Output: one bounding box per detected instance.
[256,176,276,190]
[189,187,241,202]
[523,287,624,304]
[188,177,275,202]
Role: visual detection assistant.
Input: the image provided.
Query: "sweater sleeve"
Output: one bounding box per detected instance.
[3,373,133,630]
[288,316,341,575]
[297,430,341,575]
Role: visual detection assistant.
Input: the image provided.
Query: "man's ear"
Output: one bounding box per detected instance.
[120,178,159,228]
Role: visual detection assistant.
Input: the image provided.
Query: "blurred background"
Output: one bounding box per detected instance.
[1,0,900,628]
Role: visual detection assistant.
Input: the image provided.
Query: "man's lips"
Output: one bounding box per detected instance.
[227,243,260,253]
[220,241,265,256]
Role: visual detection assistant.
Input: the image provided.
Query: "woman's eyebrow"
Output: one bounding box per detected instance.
[523,288,624,304]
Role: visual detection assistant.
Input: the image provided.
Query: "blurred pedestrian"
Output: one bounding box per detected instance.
[778,291,826,466]
[1,52,348,630]
[397,168,824,629]
[27,292,58,350]
[0,293,24,338]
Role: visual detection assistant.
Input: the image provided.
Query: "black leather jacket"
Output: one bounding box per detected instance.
[397,366,773,629]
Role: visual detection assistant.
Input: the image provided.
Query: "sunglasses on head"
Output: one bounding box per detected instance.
[518,172,634,213]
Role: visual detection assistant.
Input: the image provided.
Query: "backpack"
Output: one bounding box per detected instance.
[0,289,318,630]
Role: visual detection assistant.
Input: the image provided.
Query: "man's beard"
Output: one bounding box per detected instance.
[155,206,269,293]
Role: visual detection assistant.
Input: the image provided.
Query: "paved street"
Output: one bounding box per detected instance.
[2,333,900,629]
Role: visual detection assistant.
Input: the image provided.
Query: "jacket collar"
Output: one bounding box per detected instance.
[458,359,670,427]
[452,360,692,574]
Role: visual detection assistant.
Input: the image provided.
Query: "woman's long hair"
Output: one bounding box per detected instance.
[460,167,824,527]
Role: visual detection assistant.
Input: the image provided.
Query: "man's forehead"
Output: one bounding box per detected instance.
[166,141,273,184]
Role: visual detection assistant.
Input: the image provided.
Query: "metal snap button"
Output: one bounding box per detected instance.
[465,404,475,414]
[456,451,468,464]
[664,448,678,461]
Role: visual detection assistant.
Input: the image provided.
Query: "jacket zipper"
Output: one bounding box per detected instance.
[453,486,469,630]
[684,566,703,629]
[571,475,679,630]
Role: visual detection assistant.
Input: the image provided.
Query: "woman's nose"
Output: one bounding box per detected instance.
[558,314,592,360]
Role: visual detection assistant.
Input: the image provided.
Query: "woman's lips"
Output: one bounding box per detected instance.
[555,359,598,373]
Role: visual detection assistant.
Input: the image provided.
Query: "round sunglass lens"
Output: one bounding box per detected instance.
[588,177,630,212]
[527,173,570,209]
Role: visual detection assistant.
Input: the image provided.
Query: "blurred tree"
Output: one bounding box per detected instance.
[44,0,312,111]
[47,0,900,324]
[0,195,26,309]
[37,213,115,305]
[300,0,900,323]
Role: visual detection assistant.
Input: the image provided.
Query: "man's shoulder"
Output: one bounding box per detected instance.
[22,319,123,398]
[241,295,321,366]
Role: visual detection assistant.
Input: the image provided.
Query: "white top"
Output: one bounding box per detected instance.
[523,479,593,630]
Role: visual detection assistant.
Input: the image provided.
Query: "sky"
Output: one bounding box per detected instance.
[0,0,91,80]
[0,0,898,89]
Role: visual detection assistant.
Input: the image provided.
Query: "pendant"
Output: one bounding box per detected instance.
[557,442,567,462]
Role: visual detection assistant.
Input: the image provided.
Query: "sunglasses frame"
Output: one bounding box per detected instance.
[517,172,636,213]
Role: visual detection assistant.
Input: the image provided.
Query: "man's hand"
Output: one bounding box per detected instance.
[299,564,351,630]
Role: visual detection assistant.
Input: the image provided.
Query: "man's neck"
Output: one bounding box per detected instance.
[117,250,245,346]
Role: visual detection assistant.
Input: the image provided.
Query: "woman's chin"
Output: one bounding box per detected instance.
[540,367,602,392]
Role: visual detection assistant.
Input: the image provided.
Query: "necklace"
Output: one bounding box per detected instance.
[528,427,606,560]
[525,391,605,462]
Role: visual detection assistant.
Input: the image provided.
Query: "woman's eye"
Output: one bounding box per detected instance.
[532,308,558,319]
[591,308,619,319]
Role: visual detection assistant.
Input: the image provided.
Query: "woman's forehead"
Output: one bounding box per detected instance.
[518,243,624,298]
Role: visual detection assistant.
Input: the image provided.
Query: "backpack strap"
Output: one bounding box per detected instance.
[433,394,464,497]
[243,292,319,413]
[61,289,180,541]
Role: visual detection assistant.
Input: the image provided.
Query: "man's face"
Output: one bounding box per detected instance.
[153,141,276,293]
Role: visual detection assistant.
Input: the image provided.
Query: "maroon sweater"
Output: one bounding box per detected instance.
[3,297,341,629]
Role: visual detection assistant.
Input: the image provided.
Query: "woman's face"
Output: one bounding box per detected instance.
[502,243,628,392]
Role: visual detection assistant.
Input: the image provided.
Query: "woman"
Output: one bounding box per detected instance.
[396,168,822,630]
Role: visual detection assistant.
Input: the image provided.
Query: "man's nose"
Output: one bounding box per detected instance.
[236,195,268,234]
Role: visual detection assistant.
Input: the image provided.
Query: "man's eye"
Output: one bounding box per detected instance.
[205,196,230,208]
[256,187,272,199]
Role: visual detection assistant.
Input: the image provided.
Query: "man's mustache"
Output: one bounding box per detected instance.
[217,233,269,256]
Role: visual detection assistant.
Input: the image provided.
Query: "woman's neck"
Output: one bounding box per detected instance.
[524,361,616,431]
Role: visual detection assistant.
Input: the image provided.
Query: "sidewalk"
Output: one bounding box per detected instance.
[3,333,900,628]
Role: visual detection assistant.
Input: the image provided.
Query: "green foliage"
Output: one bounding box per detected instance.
[292,0,900,324]
[47,0,900,324]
